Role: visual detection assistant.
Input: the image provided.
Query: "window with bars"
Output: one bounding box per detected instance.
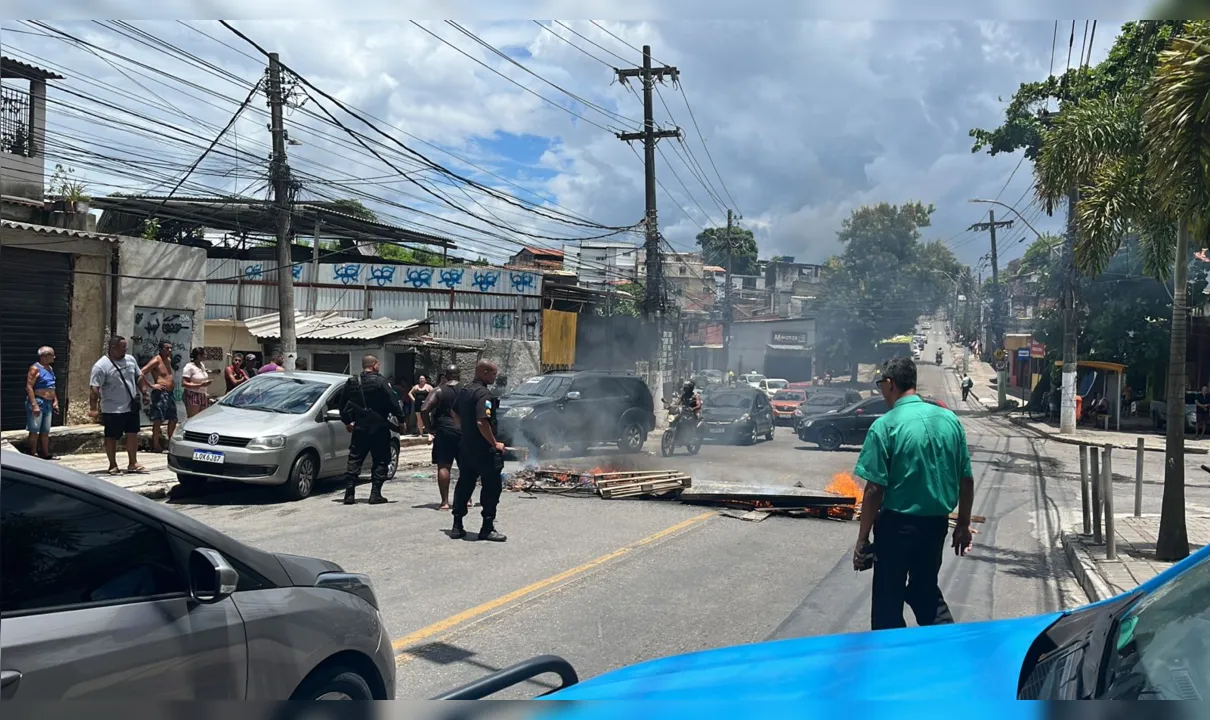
[1,84,33,157]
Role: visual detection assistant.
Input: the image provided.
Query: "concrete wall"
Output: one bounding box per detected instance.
[66,254,108,424]
[117,238,207,352]
[1,79,48,201]
[729,318,817,377]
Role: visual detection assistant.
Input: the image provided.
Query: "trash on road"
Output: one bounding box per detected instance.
[504,465,691,498]
[680,480,857,514]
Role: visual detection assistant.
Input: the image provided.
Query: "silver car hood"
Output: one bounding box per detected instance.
[181,403,310,437]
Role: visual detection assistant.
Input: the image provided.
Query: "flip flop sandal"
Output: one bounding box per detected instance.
[107,467,123,476]
[126,465,149,474]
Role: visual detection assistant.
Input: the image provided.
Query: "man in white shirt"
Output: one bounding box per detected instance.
[89,335,149,475]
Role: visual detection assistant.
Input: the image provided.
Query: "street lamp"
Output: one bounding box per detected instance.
[968,198,1047,241]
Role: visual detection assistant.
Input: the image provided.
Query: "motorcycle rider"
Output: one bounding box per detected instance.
[935,348,943,366]
[677,380,702,422]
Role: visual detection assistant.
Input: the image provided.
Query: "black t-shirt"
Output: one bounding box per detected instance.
[430,382,462,435]
[339,371,399,432]
[1199,393,1210,412]
[457,379,496,457]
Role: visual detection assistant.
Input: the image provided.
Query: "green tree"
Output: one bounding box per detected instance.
[331,198,377,221]
[597,281,643,317]
[816,202,938,380]
[695,225,758,275]
[1031,22,1210,560]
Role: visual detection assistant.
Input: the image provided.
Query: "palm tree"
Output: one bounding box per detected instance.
[1033,22,1210,561]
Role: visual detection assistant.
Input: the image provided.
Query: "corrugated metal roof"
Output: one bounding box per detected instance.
[1,56,64,80]
[1,219,121,243]
[244,311,425,341]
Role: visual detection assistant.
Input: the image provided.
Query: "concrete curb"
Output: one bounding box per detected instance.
[1007,415,1208,455]
[122,458,436,500]
[1061,531,1115,603]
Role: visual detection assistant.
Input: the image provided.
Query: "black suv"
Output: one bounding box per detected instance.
[496,372,656,456]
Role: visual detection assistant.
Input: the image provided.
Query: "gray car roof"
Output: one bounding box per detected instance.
[1,451,293,587]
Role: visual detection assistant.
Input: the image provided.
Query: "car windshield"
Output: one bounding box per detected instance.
[509,375,572,398]
[807,394,845,406]
[767,380,788,389]
[1102,553,1210,699]
[706,392,752,409]
[219,376,330,414]
[744,374,766,383]
[773,391,805,402]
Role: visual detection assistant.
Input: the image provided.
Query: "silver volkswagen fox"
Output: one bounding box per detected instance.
[0,452,396,700]
[167,371,400,500]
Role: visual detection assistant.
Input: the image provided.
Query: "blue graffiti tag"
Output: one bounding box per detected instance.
[371,266,398,287]
[438,268,465,289]
[471,271,500,292]
[509,272,535,293]
[244,264,263,280]
[333,264,361,285]
[291,264,303,280]
[404,267,432,288]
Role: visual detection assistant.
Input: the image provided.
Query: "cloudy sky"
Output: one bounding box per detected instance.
[2,17,1140,270]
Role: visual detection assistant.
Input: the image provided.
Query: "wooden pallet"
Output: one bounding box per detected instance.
[597,473,691,499]
[595,471,690,488]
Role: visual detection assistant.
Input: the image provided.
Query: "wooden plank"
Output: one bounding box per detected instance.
[599,480,688,499]
[595,474,689,488]
[598,478,688,494]
[594,472,687,483]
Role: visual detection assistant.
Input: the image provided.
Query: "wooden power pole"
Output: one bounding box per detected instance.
[722,209,735,372]
[970,210,1013,407]
[267,52,297,371]
[617,45,680,321]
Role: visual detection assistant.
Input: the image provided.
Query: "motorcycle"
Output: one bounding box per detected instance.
[661,402,702,456]
[935,352,944,366]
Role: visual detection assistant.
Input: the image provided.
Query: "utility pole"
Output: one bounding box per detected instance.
[722,209,736,373]
[1057,187,1080,433]
[267,52,297,371]
[617,45,680,321]
[970,210,1013,407]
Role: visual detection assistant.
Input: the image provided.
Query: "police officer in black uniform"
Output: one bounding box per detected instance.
[450,359,507,542]
[420,364,462,510]
[339,354,400,505]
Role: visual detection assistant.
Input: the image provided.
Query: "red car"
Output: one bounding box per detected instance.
[771,389,808,425]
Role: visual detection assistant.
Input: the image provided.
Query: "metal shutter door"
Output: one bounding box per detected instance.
[1,247,73,430]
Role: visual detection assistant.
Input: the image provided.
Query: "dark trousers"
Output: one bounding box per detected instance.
[452,452,503,526]
[344,429,391,490]
[961,387,970,401]
[871,510,954,631]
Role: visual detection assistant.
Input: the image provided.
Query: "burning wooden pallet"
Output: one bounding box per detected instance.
[593,470,692,499]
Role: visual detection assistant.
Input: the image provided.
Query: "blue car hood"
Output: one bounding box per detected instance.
[545,612,1062,701]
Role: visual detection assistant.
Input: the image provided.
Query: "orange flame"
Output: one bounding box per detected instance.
[826,471,864,505]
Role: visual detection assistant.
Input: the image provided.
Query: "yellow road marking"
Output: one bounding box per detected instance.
[391,510,716,654]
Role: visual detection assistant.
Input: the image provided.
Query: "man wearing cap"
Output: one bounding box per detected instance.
[852,356,975,631]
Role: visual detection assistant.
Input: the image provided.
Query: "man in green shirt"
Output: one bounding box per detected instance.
[852,356,975,630]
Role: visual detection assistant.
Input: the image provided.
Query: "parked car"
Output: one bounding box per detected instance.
[700,386,775,445]
[0,452,396,700]
[739,373,767,389]
[496,372,655,457]
[763,379,789,398]
[792,388,864,427]
[695,369,724,386]
[797,395,889,450]
[1150,392,1198,432]
[770,389,807,425]
[166,371,400,500]
[514,541,1210,701]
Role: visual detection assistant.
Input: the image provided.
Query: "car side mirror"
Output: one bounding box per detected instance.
[566,391,581,400]
[189,548,238,604]
[324,409,342,422]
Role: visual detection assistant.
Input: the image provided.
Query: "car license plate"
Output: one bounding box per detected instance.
[710,427,727,434]
[193,450,225,464]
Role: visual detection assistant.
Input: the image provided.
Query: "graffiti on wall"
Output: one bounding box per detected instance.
[313,262,538,294]
[131,307,195,421]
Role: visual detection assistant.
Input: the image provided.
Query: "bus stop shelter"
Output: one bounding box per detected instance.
[1055,360,1128,431]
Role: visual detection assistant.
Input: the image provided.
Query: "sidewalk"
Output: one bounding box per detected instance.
[0,422,435,457]
[948,344,999,409]
[1009,415,1210,455]
[1062,514,1210,602]
[22,443,440,500]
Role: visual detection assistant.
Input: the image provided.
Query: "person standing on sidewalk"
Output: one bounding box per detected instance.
[24,346,59,459]
[450,360,506,542]
[182,347,212,418]
[338,355,400,505]
[852,356,975,631]
[421,364,463,510]
[960,374,974,402]
[224,353,250,393]
[140,341,178,453]
[89,335,149,475]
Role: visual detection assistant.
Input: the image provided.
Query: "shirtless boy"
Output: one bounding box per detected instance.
[141,341,178,452]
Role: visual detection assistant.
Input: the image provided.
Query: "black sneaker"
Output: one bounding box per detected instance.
[368,494,389,505]
[478,528,507,542]
[342,488,356,505]
[450,523,467,540]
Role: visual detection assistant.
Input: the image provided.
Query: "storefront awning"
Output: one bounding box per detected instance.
[767,344,809,352]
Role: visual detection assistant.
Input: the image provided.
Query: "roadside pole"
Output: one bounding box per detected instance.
[267,52,297,371]
[1079,445,1091,534]
[1103,445,1116,560]
[1134,437,1145,518]
[1089,445,1102,544]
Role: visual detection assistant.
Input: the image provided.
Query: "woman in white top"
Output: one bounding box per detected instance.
[182,347,212,418]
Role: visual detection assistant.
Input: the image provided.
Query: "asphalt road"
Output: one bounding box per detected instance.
[155,326,1210,699]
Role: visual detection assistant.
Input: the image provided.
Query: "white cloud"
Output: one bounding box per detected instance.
[4,18,1134,267]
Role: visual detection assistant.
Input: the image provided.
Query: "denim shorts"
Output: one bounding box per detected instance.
[26,397,53,434]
